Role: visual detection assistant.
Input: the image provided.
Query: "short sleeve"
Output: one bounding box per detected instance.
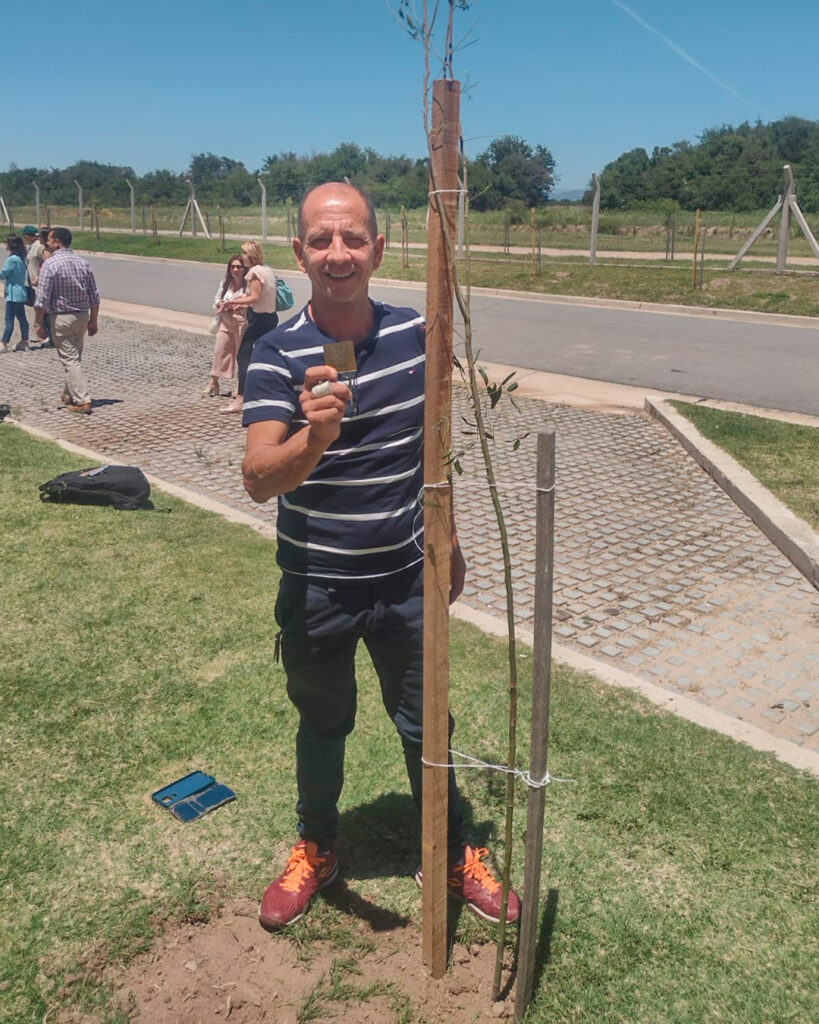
[242,338,298,427]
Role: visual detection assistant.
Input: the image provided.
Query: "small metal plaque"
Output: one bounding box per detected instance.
[323,341,357,373]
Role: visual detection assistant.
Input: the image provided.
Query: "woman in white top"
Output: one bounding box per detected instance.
[219,239,278,413]
[204,255,248,397]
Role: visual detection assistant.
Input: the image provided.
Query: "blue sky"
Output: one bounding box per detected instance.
[9,0,819,192]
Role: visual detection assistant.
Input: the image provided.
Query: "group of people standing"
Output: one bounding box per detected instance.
[205,241,280,414]
[1,225,100,413]
[1,226,49,351]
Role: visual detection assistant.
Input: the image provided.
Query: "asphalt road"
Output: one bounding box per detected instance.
[90,254,819,415]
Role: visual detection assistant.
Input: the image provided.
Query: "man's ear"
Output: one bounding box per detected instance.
[372,234,385,271]
[293,236,307,273]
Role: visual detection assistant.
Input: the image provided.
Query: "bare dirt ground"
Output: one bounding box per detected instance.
[58,898,515,1024]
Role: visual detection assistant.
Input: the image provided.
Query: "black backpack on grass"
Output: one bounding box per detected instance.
[39,465,152,510]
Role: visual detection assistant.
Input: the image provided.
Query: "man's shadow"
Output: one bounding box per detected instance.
[321,791,494,940]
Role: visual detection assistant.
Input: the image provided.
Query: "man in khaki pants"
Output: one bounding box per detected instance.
[34,227,100,414]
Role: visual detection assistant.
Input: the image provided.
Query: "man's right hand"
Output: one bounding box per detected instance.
[300,365,351,445]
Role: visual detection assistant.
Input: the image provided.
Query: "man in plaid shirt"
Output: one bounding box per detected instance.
[34,227,101,414]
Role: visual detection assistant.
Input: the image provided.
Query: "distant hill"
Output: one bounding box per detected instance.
[589,117,819,213]
[551,188,586,202]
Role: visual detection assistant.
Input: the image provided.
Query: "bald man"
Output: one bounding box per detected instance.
[242,182,519,931]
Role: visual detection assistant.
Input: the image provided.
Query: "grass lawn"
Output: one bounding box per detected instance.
[671,402,819,531]
[1,425,817,1024]
[73,230,819,319]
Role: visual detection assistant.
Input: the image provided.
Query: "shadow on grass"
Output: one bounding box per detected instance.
[328,791,496,938]
[531,888,559,995]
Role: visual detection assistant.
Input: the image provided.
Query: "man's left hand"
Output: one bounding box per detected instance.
[35,325,47,341]
[88,320,98,337]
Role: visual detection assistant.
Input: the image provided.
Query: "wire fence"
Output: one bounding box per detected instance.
[3,201,819,263]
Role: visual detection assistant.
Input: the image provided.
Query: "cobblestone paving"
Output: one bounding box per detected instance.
[4,317,818,754]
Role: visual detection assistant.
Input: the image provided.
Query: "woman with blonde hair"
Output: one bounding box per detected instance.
[219,239,278,414]
[204,255,247,397]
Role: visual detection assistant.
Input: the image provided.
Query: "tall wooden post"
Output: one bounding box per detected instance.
[515,430,556,1020]
[423,77,460,979]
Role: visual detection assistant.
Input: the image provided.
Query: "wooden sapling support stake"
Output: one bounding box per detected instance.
[515,429,556,1021]
[422,76,460,980]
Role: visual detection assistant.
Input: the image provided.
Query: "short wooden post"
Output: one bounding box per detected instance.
[515,429,555,1020]
[530,207,536,275]
[589,172,600,265]
[33,181,41,228]
[94,205,100,241]
[218,207,225,253]
[537,227,542,275]
[152,210,159,245]
[142,206,147,234]
[401,206,409,269]
[46,205,51,228]
[698,227,706,289]
[423,77,460,980]
[385,210,391,249]
[504,211,510,254]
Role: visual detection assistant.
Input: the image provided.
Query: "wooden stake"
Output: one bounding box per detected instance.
[422,77,460,980]
[515,430,555,1020]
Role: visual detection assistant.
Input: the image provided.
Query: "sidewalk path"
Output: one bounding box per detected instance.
[3,317,818,758]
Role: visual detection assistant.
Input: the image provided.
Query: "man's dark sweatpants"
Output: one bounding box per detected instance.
[275,566,465,851]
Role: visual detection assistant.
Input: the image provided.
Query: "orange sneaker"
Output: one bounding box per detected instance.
[258,840,338,930]
[415,845,521,924]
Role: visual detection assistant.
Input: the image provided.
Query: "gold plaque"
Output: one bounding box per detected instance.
[323,340,357,373]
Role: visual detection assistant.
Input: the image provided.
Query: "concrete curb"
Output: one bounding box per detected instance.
[9,418,818,778]
[451,603,819,778]
[646,397,819,592]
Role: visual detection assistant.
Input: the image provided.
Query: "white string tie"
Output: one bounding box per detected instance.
[421,749,575,790]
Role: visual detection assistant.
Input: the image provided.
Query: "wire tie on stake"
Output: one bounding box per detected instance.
[421,749,575,790]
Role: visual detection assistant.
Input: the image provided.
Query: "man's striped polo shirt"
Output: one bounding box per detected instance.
[243,301,425,582]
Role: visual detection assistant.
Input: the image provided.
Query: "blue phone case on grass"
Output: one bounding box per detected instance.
[152,770,236,822]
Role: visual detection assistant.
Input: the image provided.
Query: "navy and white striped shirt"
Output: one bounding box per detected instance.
[243,301,425,582]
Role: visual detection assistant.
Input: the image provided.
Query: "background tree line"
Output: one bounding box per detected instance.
[0,136,555,213]
[590,116,819,213]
